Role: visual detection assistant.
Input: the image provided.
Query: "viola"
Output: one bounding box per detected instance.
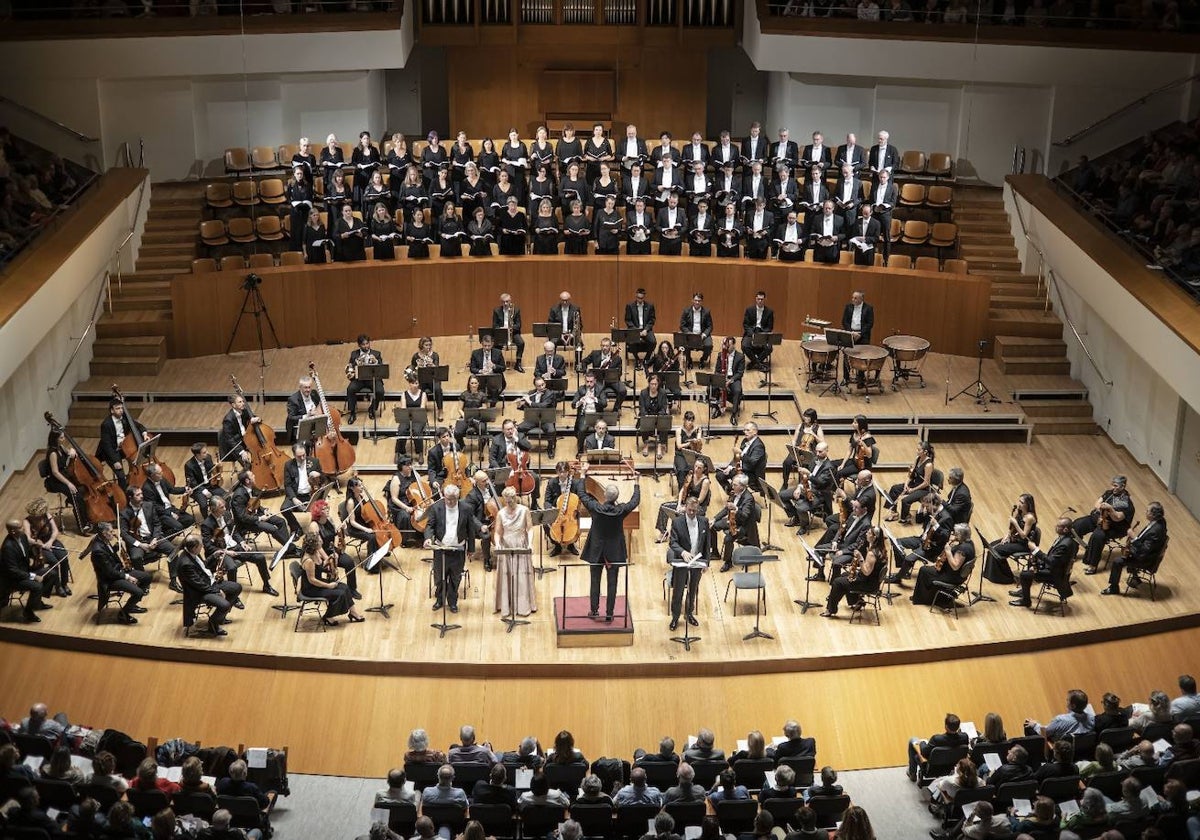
[308,362,357,476]
[230,375,286,493]
[44,412,126,526]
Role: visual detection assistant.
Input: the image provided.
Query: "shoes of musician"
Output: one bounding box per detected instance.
[514,363,526,373]
[208,622,228,636]
[1100,587,1121,596]
[669,618,679,631]
[23,611,41,623]
[1009,599,1032,608]
[719,562,732,573]
[549,545,562,557]
[686,614,699,627]
[127,605,148,614]
[347,413,357,426]
[351,589,362,600]
[432,600,444,611]
[116,612,137,625]
[449,604,459,613]
[169,581,183,593]
[567,545,579,555]
[262,584,280,597]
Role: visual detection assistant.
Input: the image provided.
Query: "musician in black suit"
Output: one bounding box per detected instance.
[625,197,656,256]
[942,468,973,525]
[717,422,766,495]
[842,290,875,345]
[282,444,320,534]
[96,398,145,491]
[832,163,864,228]
[714,473,759,570]
[489,419,541,507]
[801,131,833,172]
[345,334,385,426]
[741,291,775,372]
[740,161,767,211]
[583,338,627,412]
[516,377,561,459]
[868,130,901,176]
[681,132,709,170]
[712,337,747,423]
[469,334,508,403]
[848,204,882,266]
[667,497,710,630]
[219,393,259,463]
[770,164,799,216]
[835,133,867,174]
[806,200,844,264]
[813,498,872,580]
[618,125,649,173]
[1074,476,1135,570]
[656,193,687,256]
[650,132,680,170]
[544,461,586,557]
[230,470,292,550]
[142,463,195,536]
[1010,517,1079,607]
[797,165,829,215]
[867,169,898,259]
[178,534,241,636]
[887,493,953,583]
[580,480,641,622]
[89,522,149,625]
[201,496,274,594]
[1,521,52,621]
[285,375,320,445]
[571,371,608,455]
[424,485,484,612]
[1102,501,1167,595]
[624,288,657,368]
[622,162,652,209]
[548,291,583,359]
[742,123,767,168]
[533,341,568,382]
[743,196,774,261]
[184,443,226,520]
[492,293,525,373]
[583,420,617,454]
[710,131,740,172]
[770,129,799,172]
[121,487,173,575]
[678,294,714,368]
[714,161,741,211]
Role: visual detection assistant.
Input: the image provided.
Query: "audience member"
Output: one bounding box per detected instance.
[547,730,586,765]
[708,769,749,804]
[768,720,816,759]
[375,768,421,806]
[129,757,180,796]
[470,764,517,807]
[634,737,680,765]
[615,767,664,807]
[684,729,726,762]
[1094,692,1130,733]
[641,811,684,840]
[1129,689,1174,730]
[517,773,570,808]
[730,730,768,764]
[422,765,469,807]
[449,726,498,767]
[576,774,613,805]
[1105,776,1147,821]
[39,745,86,785]
[1024,689,1094,740]
[803,766,843,801]
[1170,674,1200,720]
[85,750,129,793]
[405,729,447,765]
[906,713,968,780]
[498,736,544,769]
[664,763,704,804]
[758,764,797,802]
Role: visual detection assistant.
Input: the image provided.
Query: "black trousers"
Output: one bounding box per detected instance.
[107,571,151,612]
[826,574,875,614]
[346,378,384,415]
[198,580,243,628]
[433,549,466,606]
[245,514,291,547]
[669,565,704,620]
[11,578,47,613]
[518,420,557,453]
[588,560,620,617]
[218,551,271,589]
[743,335,772,367]
[886,483,926,521]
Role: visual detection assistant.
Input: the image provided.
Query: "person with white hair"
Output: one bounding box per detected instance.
[868,130,899,175]
[579,479,641,623]
[425,485,485,614]
[319,133,345,195]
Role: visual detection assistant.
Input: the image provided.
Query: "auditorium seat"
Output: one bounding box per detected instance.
[220,256,247,271]
[259,179,286,205]
[257,216,285,242]
[251,146,280,171]
[914,256,940,272]
[927,152,954,181]
[206,183,233,209]
[277,144,299,167]
[199,220,228,248]
[890,218,902,241]
[192,257,218,274]
[280,251,305,266]
[898,150,927,176]
[248,253,275,268]
[898,183,926,208]
[229,217,257,244]
[225,147,252,176]
[929,222,958,253]
[944,258,969,274]
[888,254,913,269]
[900,220,929,246]
[232,181,259,207]
[838,250,854,265]
[925,185,953,210]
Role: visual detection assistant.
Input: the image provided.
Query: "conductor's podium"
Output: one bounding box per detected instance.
[553,595,635,648]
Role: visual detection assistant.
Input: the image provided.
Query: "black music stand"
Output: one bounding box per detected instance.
[823,328,855,399]
[365,539,395,618]
[393,407,430,459]
[638,415,673,481]
[522,407,559,469]
[611,328,646,391]
[475,373,505,404]
[881,526,906,605]
[735,551,777,641]
[134,436,161,472]
[971,525,999,605]
[477,327,508,349]
[416,364,449,417]
[756,478,787,552]
[270,534,299,616]
[695,371,725,429]
[787,444,816,473]
[750,332,783,421]
[495,547,532,633]
[582,411,620,437]
[659,371,683,409]
[356,363,390,441]
[950,339,1002,411]
[428,541,464,637]
[794,539,823,614]
[544,377,569,419]
[668,554,706,651]
[673,332,707,384]
[295,416,329,457]
[464,407,501,460]
[531,507,559,578]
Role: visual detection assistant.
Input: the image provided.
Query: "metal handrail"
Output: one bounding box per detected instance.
[1052,73,1200,148]
[48,271,111,395]
[0,93,99,143]
[1011,197,1114,388]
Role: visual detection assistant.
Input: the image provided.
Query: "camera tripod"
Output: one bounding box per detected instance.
[227,275,282,399]
[950,339,1001,410]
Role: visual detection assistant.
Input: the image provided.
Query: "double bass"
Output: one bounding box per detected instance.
[110,384,174,488]
[308,362,357,475]
[44,412,126,526]
[230,375,286,493]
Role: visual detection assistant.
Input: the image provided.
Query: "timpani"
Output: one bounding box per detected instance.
[881,334,931,391]
[801,339,838,391]
[844,345,889,402]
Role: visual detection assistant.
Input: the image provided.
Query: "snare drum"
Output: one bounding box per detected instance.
[882,334,930,363]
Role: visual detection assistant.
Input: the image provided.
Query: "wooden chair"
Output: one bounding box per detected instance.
[232,181,259,207]
[228,217,256,244]
[255,216,285,242]
[224,147,252,176]
[251,146,279,171]
[900,219,929,246]
[192,257,218,274]
[199,220,228,248]
[247,253,275,268]
[927,152,954,181]
[898,150,927,176]
[926,184,953,210]
[220,255,247,272]
[290,560,328,632]
[943,258,969,274]
[205,183,233,209]
[837,250,854,265]
[888,254,914,269]
[259,178,286,205]
[279,251,305,266]
[898,183,926,207]
[890,218,902,241]
[914,256,940,272]
[930,222,958,251]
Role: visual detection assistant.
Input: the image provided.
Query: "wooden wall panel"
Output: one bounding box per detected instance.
[174,259,991,360]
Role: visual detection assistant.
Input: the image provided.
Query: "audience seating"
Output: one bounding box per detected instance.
[808,794,851,829]
[228,217,256,244]
[614,805,661,839]
[173,789,217,820]
[192,257,218,273]
[127,787,171,819]
[761,797,804,827]
[224,148,252,176]
[277,144,299,167]
[731,757,774,789]
[929,222,958,252]
[901,219,930,246]
[206,183,233,209]
[914,256,940,272]
[248,253,275,268]
[543,762,587,796]
[918,745,966,785]
[256,215,285,242]
[899,183,926,207]
[776,756,816,787]
[715,799,759,835]
[199,220,229,248]
[250,147,279,172]
[259,178,286,205]
[380,802,418,837]
[279,251,305,266]
[664,800,706,829]
[291,560,329,632]
[232,181,259,207]
[470,803,516,838]
[926,184,953,210]
[1037,774,1082,801]
[517,804,564,838]
[220,255,247,272]
[926,153,954,181]
[898,150,927,177]
[993,779,1037,812]
[943,258,969,274]
[888,254,913,269]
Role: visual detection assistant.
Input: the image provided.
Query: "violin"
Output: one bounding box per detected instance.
[45,412,126,526]
[230,375,286,493]
[309,362,357,475]
[110,384,175,487]
[406,463,436,534]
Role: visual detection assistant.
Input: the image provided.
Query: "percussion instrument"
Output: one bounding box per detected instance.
[881,334,931,391]
[845,345,889,400]
[801,339,837,391]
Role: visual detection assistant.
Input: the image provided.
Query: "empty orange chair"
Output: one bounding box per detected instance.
[220,255,246,271]
[259,178,286,205]
[887,254,913,269]
[199,220,228,248]
[278,144,299,167]
[232,181,258,206]
[228,217,256,244]
[926,152,953,180]
[890,218,903,241]
[838,250,854,265]
[943,258,969,274]
[256,216,285,241]
[898,150,926,176]
[192,257,218,273]
[913,256,940,272]
[930,222,958,249]
[926,185,953,210]
[251,146,278,171]
[898,183,925,207]
[206,183,233,209]
[224,148,252,176]
[900,220,929,245]
[248,253,275,268]
[279,251,305,266]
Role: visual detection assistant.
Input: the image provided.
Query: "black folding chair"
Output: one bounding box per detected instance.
[423,803,469,835]
[807,794,850,829]
[566,802,612,839]
[613,805,661,840]
[714,799,758,836]
[730,758,774,791]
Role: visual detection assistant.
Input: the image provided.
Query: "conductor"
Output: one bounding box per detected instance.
[580,481,641,623]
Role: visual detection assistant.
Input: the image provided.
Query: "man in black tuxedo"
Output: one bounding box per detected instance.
[285,375,319,445]
[489,419,540,507]
[741,122,767,168]
[711,131,740,173]
[183,443,226,519]
[1,520,53,622]
[344,333,385,425]
[849,204,882,266]
[801,131,833,173]
[714,161,741,211]
[516,377,561,459]
[580,480,641,622]
[548,291,583,362]
[89,522,150,625]
[867,169,898,259]
[1010,517,1079,607]
[868,129,900,176]
[832,163,863,228]
[622,162,652,209]
[812,498,872,581]
[230,470,292,550]
[201,496,274,595]
[797,165,829,216]
[680,131,709,170]
[532,340,568,382]
[717,421,766,494]
[714,473,760,570]
[492,293,525,373]
[667,497,710,630]
[121,486,173,575]
[178,534,242,636]
[740,160,767,211]
[713,336,747,422]
[583,419,616,453]
[678,293,714,368]
[469,334,508,403]
[835,132,867,174]
[741,291,775,372]
[942,467,973,525]
[582,337,627,411]
[571,371,608,455]
[1101,501,1167,595]
[282,443,319,534]
[887,493,953,583]
[806,200,844,264]
[770,128,799,172]
[656,193,686,256]
[650,131,680,170]
[143,463,195,539]
[842,290,875,345]
[618,124,650,173]
[425,485,485,613]
[814,468,875,542]
[219,393,259,463]
[96,397,145,491]
[743,196,773,261]
[624,287,657,368]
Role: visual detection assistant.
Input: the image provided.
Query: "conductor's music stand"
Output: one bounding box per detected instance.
[494,547,533,633]
[522,407,559,469]
[464,406,501,460]
[824,328,856,397]
[392,407,430,460]
[638,414,673,481]
[530,507,560,578]
[429,542,464,637]
[356,363,390,441]
[695,371,725,431]
[750,332,783,421]
[756,478,787,552]
[668,554,706,651]
[794,538,823,614]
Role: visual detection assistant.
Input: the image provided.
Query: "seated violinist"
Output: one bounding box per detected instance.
[200,497,275,596]
[309,500,361,599]
[183,443,227,520]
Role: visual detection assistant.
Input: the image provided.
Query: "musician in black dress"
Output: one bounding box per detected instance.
[398,166,428,218]
[410,336,445,422]
[429,168,456,220]
[531,199,560,255]
[404,208,433,259]
[298,532,362,625]
[421,131,449,184]
[345,334,385,424]
[645,340,683,403]
[286,166,314,251]
[655,459,711,539]
[528,163,556,216]
[360,170,391,218]
[477,138,501,187]
[303,210,333,264]
[594,195,622,255]
[308,500,360,597]
[836,415,876,482]
[467,205,495,256]
[351,131,381,205]
[291,137,318,180]
[458,162,489,219]
[386,133,413,197]
[563,200,590,255]
[531,126,556,177]
[672,410,707,488]
[781,407,823,488]
[591,162,618,213]
[453,376,489,449]
[638,374,671,456]
[984,493,1040,586]
[395,375,429,462]
[319,133,345,195]
[450,131,474,185]
[385,459,420,534]
[884,441,935,524]
[556,124,584,178]
[821,525,887,618]
[502,128,530,184]
[368,203,399,260]
[498,196,528,255]
[559,161,590,215]
[43,428,89,534]
[437,201,465,257]
[334,204,366,263]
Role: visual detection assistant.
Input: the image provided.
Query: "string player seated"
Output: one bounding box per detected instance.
[299,532,364,625]
[121,486,174,579]
[230,470,294,554]
[22,499,70,597]
[178,534,242,636]
[885,492,953,584]
[544,461,585,557]
[200,497,276,597]
[309,499,361,600]
[713,473,761,572]
[811,497,871,582]
[183,442,227,520]
[821,525,887,619]
[384,458,420,539]
[89,522,150,625]
[491,419,541,508]
[911,523,974,606]
[1072,474,1135,573]
[983,493,1040,587]
[1101,501,1167,596]
[1,520,55,622]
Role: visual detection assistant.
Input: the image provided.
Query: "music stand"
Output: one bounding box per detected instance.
[668,554,707,651]
[417,364,449,415]
[582,411,620,437]
[296,416,329,449]
[750,332,783,421]
[825,328,856,395]
[881,526,907,605]
[673,332,707,384]
[133,435,161,472]
[356,363,390,440]
[694,372,725,431]
[365,539,394,618]
[659,371,683,407]
[270,533,299,616]
[522,407,559,469]
[638,415,673,481]
[794,539,823,614]
[611,328,645,392]
[787,444,816,472]
[971,525,999,606]
[734,551,777,641]
[428,541,464,637]
[756,478,787,552]
[464,406,501,460]
[530,507,560,577]
[393,407,430,459]
[494,547,533,633]
[590,367,624,416]
[532,322,564,346]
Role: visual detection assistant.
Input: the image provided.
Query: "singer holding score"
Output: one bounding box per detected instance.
[425,485,485,614]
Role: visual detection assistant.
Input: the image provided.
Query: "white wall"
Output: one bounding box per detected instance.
[0,175,149,491]
[1006,183,1200,486]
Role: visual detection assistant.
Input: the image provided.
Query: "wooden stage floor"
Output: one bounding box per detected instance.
[3,337,1197,679]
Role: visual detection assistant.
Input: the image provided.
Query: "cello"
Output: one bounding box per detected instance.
[229,375,286,493]
[442,441,473,497]
[44,412,126,526]
[547,466,581,547]
[308,362,357,475]
[110,384,175,487]
[506,449,536,495]
[356,481,403,553]
[406,462,437,534]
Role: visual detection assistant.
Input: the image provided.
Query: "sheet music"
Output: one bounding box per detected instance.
[246,747,269,769]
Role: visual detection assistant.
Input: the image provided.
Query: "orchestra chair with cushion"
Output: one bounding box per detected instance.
[807,795,851,830]
[898,183,926,208]
[889,218,902,242]
[567,802,612,839]
[944,258,969,274]
[183,598,216,638]
[776,757,816,787]
[279,251,305,266]
[251,146,280,172]
[200,220,229,249]
[900,220,930,246]
[172,790,218,821]
[90,557,130,625]
[930,222,958,256]
[1118,536,1168,601]
[256,215,285,242]
[232,180,259,207]
[517,804,564,839]
[888,254,914,269]
[926,185,953,212]
[206,183,234,209]
[218,794,271,834]
[259,178,286,205]
[715,800,759,836]
[248,253,276,269]
[290,560,328,632]
[224,147,252,176]
[929,557,977,619]
[228,216,257,245]
[2,584,30,620]
[927,152,954,181]
[724,545,769,616]
[192,257,218,274]
[127,787,170,819]
[848,580,884,626]
[914,256,940,272]
[220,255,247,272]
[277,144,299,167]
[1033,555,1077,615]
[898,150,927,177]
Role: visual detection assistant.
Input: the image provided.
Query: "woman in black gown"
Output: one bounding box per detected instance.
[429,168,456,220]
[638,374,671,457]
[562,200,590,255]
[286,166,314,252]
[319,133,345,195]
[490,169,521,219]
[405,209,433,259]
[303,210,333,264]
[409,336,445,422]
[591,162,618,214]
[421,131,448,185]
[299,532,362,625]
[558,161,590,215]
[450,131,474,186]
[593,195,622,255]
[386,133,413,200]
[437,201,465,257]
[555,124,584,181]
[646,340,684,404]
[530,126,556,180]
[368,203,399,260]
[498,196,528,256]
[467,206,495,257]
[531,199,559,255]
[477,138,501,189]
[458,162,489,219]
[502,128,530,186]
[453,376,488,449]
[334,204,366,262]
[291,137,318,181]
[584,123,613,185]
[397,165,428,219]
[350,131,381,206]
[527,163,556,216]
[360,170,391,217]
[324,168,352,224]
